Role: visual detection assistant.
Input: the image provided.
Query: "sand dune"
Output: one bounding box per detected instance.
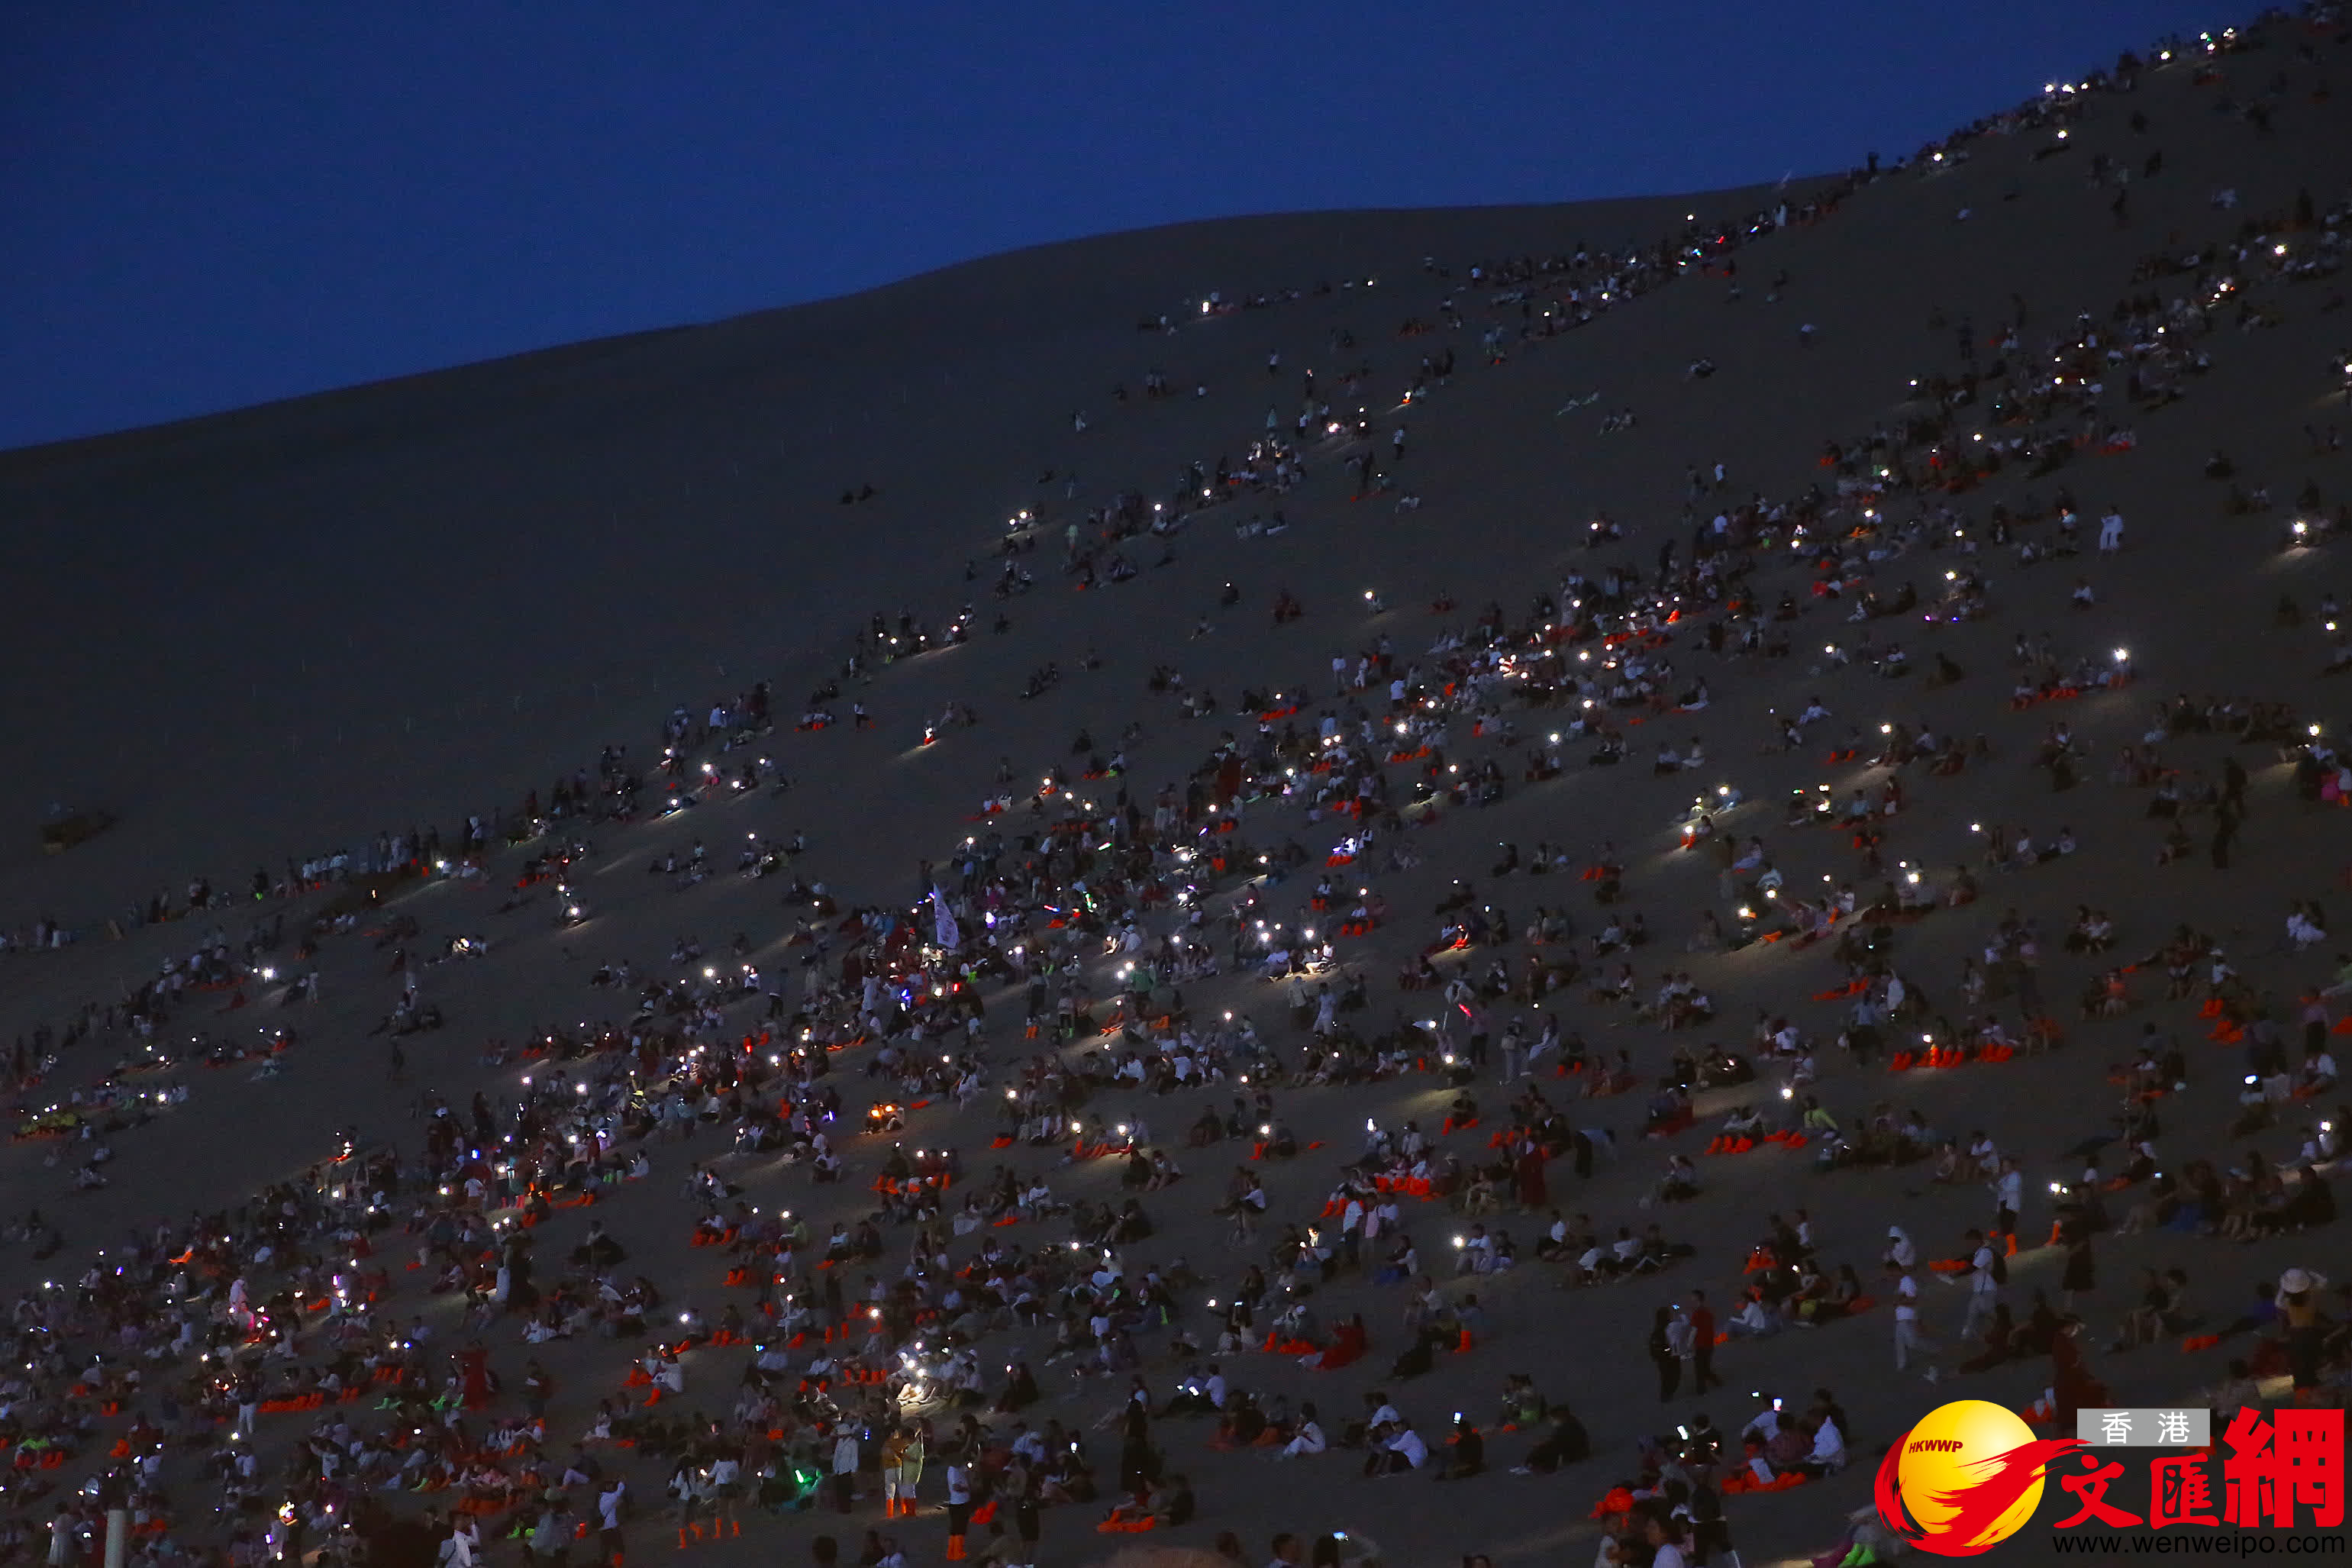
[6,15,2352,1568]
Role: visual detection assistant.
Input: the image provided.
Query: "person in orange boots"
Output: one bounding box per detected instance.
[595,1479,628,1568]
[896,1422,925,1518]
[879,1426,912,1518]
[666,1454,706,1550]
[941,1452,972,1560]
[707,1447,744,1539]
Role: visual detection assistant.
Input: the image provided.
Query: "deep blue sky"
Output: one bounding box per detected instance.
[2,3,2224,451]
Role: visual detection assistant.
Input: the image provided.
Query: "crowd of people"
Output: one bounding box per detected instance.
[8,11,2352,1568]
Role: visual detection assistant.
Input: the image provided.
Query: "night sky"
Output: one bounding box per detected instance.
[2,2,2226,451]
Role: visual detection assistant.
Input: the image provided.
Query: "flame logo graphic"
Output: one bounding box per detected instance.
[1873,1400,2083,1557]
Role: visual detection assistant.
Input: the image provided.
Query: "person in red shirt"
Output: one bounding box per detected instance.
[1689,1289,1723,1393]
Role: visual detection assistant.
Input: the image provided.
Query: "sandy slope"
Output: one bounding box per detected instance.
[7,21,2352,1567]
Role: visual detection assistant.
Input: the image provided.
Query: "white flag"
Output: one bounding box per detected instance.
[930,887,962,951]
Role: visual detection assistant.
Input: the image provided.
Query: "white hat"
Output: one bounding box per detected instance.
[2279,1267,2313,1295]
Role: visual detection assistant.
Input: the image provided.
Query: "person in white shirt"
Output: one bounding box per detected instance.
[1992,1158,2024,1243]
[1888,1263,1926,1370]
[1884,1226,1918,1270]
[1371,1421,1428,1473]
[1279,1401,1328,1458]
[596,1482,628,1566]
[944,1461,973,1562]
[1805,1415,1847,1474]
[1338,1197,1367,1270]
[1644,1513,1692,1568]
[829,1427,860,1514]
[1234,1180,1269,1241]
[702,1453,743,1537]
[1153,1365,1218,1418]
[1202,1369,1228,1409]
[1727,1294,1778,1339]
[1950,1228,2002,1340]
[1456,1227,1496,1276]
